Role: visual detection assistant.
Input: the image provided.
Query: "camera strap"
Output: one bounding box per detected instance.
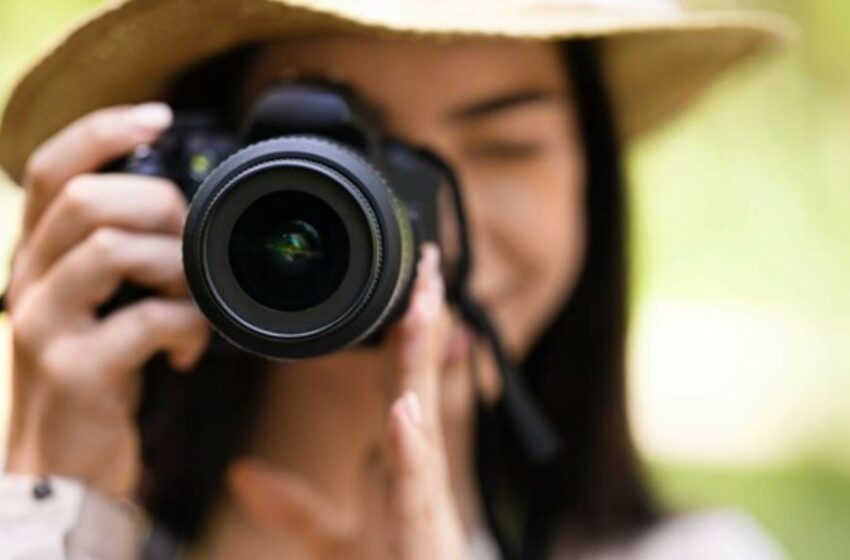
[435,138,561,466]
[457,292,562,560]
[458,294,561,466]
[434,143,561,559]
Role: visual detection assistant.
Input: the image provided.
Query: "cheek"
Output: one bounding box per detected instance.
[463,152,585,358]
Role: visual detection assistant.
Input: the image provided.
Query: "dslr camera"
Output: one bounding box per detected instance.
[119,82,467,359]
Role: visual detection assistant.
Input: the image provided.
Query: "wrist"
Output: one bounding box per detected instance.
[5,416,141,500]
[6,378,141,499]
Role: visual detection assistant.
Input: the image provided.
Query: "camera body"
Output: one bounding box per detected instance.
[120,83,464,359]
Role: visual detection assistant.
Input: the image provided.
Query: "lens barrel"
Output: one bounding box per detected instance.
[183,136,416,359]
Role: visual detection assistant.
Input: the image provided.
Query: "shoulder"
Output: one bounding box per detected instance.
[573,510,786,560]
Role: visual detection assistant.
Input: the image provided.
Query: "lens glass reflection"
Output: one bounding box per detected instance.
[229,191,350,311]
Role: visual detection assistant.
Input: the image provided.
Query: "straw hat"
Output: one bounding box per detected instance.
[0,0,791,184]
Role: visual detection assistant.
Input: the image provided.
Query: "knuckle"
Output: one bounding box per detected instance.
[402,299,430,334]
[134,299,168,332]
[39,339,93,384]
[9,302,39,355]
[86,227,126,266]
[82,113,116,148]
[60,175,97,221]
[38,343,71,380]
[23,147,53,189]
[152,180,186,230]
[5,256,25,308]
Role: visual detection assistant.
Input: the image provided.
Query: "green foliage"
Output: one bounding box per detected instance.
[629,4,850,557]
[628,48,850,318]
[651,462,850,560]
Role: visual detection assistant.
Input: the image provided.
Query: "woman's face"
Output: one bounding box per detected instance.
[246,36,586,359]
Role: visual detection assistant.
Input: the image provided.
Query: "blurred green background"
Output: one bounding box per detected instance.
[1,1,850,558]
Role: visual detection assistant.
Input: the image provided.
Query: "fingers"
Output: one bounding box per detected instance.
[386,392,428,476]
[228,459,353,557]
[16,228,186,338]
[86,298,208,374]
[386,244,450,429]
[17,173,186,286]
[13,296,206,392]
[381,248,467,559]
[384,391,467,560]
[21,103,173,238]
[385,392,431,556]
[6,103,197,499]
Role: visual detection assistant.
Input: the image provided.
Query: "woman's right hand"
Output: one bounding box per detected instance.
[3,104,210,499]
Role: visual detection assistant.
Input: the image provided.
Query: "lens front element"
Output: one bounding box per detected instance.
[230,191,349,312]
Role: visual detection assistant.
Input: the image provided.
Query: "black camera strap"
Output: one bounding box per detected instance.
[438,153,561,560]
[435,139,561,465]
[457,292,561,560]
[458,294,561,466]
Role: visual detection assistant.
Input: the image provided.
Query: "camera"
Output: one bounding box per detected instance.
[118,82,466,359]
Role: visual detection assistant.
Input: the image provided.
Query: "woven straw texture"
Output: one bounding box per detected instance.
[0,0,792,183]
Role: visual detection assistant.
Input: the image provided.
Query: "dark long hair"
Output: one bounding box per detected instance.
[473,40,659,560]
[137,39,659,557]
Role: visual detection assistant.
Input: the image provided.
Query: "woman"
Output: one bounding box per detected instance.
[0,1,791,558]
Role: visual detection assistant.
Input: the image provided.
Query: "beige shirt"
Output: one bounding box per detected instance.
[0,474,785,560]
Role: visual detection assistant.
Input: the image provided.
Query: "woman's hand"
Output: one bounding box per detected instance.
[227,246,469,559]
[4,104,210,499]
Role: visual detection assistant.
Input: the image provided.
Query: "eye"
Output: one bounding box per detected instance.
[463,140,545,162]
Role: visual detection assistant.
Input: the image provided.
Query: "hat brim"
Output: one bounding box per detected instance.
[0,0,792,183]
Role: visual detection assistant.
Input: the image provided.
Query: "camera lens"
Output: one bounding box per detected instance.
[229,191,349,312]
[184,137,416,359]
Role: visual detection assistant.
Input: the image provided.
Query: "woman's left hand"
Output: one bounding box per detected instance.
[227,245,469,559]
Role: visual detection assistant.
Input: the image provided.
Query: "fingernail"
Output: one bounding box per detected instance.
[421,244,440,276]
[403,391,423,426]
[128,102,173,130]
